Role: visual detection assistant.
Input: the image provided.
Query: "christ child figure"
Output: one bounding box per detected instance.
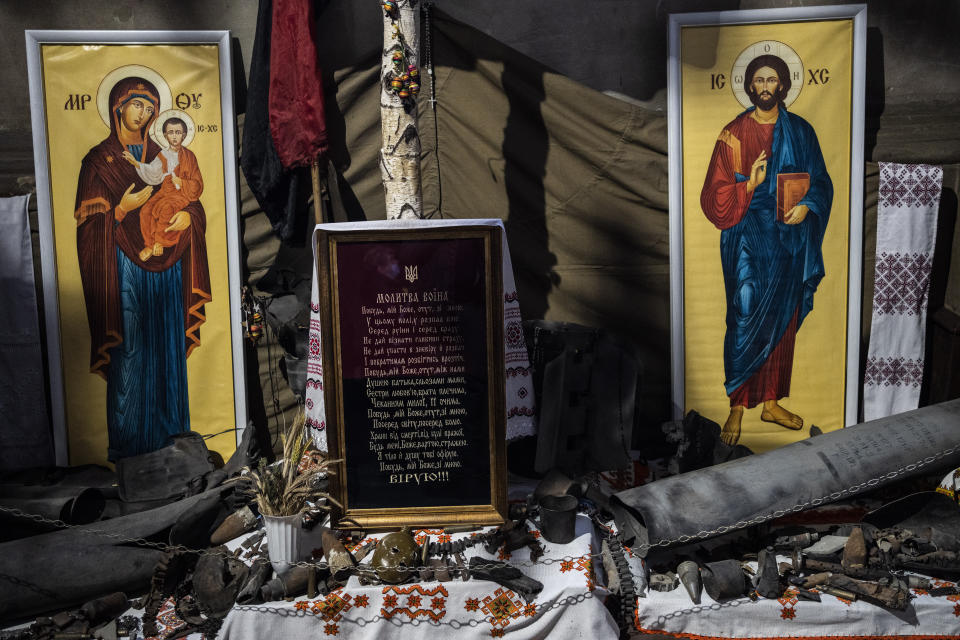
[123,117,203,261]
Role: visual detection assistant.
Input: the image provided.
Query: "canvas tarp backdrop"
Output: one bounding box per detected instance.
[236,10,958,448]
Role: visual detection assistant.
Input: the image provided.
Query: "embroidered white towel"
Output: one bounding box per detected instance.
[863,163,942,421]
[0,195,53,469]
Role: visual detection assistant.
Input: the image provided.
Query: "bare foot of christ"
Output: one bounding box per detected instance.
[153,242,164,257]
[721,406,744,445]
[139,246,153,261]
[760,400,803,430]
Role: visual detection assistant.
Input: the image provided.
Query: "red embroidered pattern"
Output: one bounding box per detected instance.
[864,356,924,388]
[413,529,444,545]
[309,591,353,621]
[145,596,186,640]
[873,252,933,316]
[879,163,942,209]
[575,554,596,590]
[776,588,800,620]
[345,536,379,553]
[323,622,338,636]
[381,585,448,622]
[480,587,525,629]
[505,320,525,349]
[465,598,480,611]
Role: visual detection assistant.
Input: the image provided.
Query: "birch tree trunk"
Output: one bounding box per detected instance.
[380,0,423,220]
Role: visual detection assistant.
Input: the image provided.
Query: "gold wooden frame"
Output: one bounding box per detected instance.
[316,224,506,529]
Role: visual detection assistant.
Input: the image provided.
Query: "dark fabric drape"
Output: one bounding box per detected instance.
[240,0,310,243]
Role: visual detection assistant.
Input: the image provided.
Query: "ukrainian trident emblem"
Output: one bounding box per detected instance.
[404,265,418,283]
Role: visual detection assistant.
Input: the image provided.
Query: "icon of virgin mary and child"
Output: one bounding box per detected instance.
[73,70,211,461]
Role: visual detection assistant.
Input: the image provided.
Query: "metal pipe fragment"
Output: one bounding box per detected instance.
[701,560,746,601]
[0,485,106,525]
[260,565,314,602]
[612,400,960,554]
[78,592,129,626]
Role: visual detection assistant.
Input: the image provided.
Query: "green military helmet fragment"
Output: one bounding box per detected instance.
[371,528,419,584]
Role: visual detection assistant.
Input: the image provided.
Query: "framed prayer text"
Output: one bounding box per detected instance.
[26,31,246,466]
[315,222,507,529]
[668,6,866,452]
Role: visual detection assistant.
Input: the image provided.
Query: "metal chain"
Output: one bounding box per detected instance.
[637,443,960,553]
[1,443,956,573]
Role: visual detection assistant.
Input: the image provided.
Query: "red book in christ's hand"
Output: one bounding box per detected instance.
[777,172,810,222]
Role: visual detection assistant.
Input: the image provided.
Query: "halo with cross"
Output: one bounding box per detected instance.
[730,40,804,109]
[150,109,197,149]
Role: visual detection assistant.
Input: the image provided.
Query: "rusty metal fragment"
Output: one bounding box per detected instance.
[677,561,702,604]
[755,547,781,598]
[841,527,867,569]
[321,528,355,581]
[210,506,258,545]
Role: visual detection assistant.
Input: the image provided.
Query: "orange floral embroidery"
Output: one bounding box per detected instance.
[381,585,448,622]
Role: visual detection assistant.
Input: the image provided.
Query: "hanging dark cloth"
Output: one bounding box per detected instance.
[240,0,327,243]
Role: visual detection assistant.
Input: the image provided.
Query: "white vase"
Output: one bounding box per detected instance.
[263,513,303,576]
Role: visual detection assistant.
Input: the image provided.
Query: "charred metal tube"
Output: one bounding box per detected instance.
[0,485,226,621]
[701,560,747,601]
[78,592,129,626]
[0,485,106,525]
[612,400,960,555]
[260,565,314,602]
